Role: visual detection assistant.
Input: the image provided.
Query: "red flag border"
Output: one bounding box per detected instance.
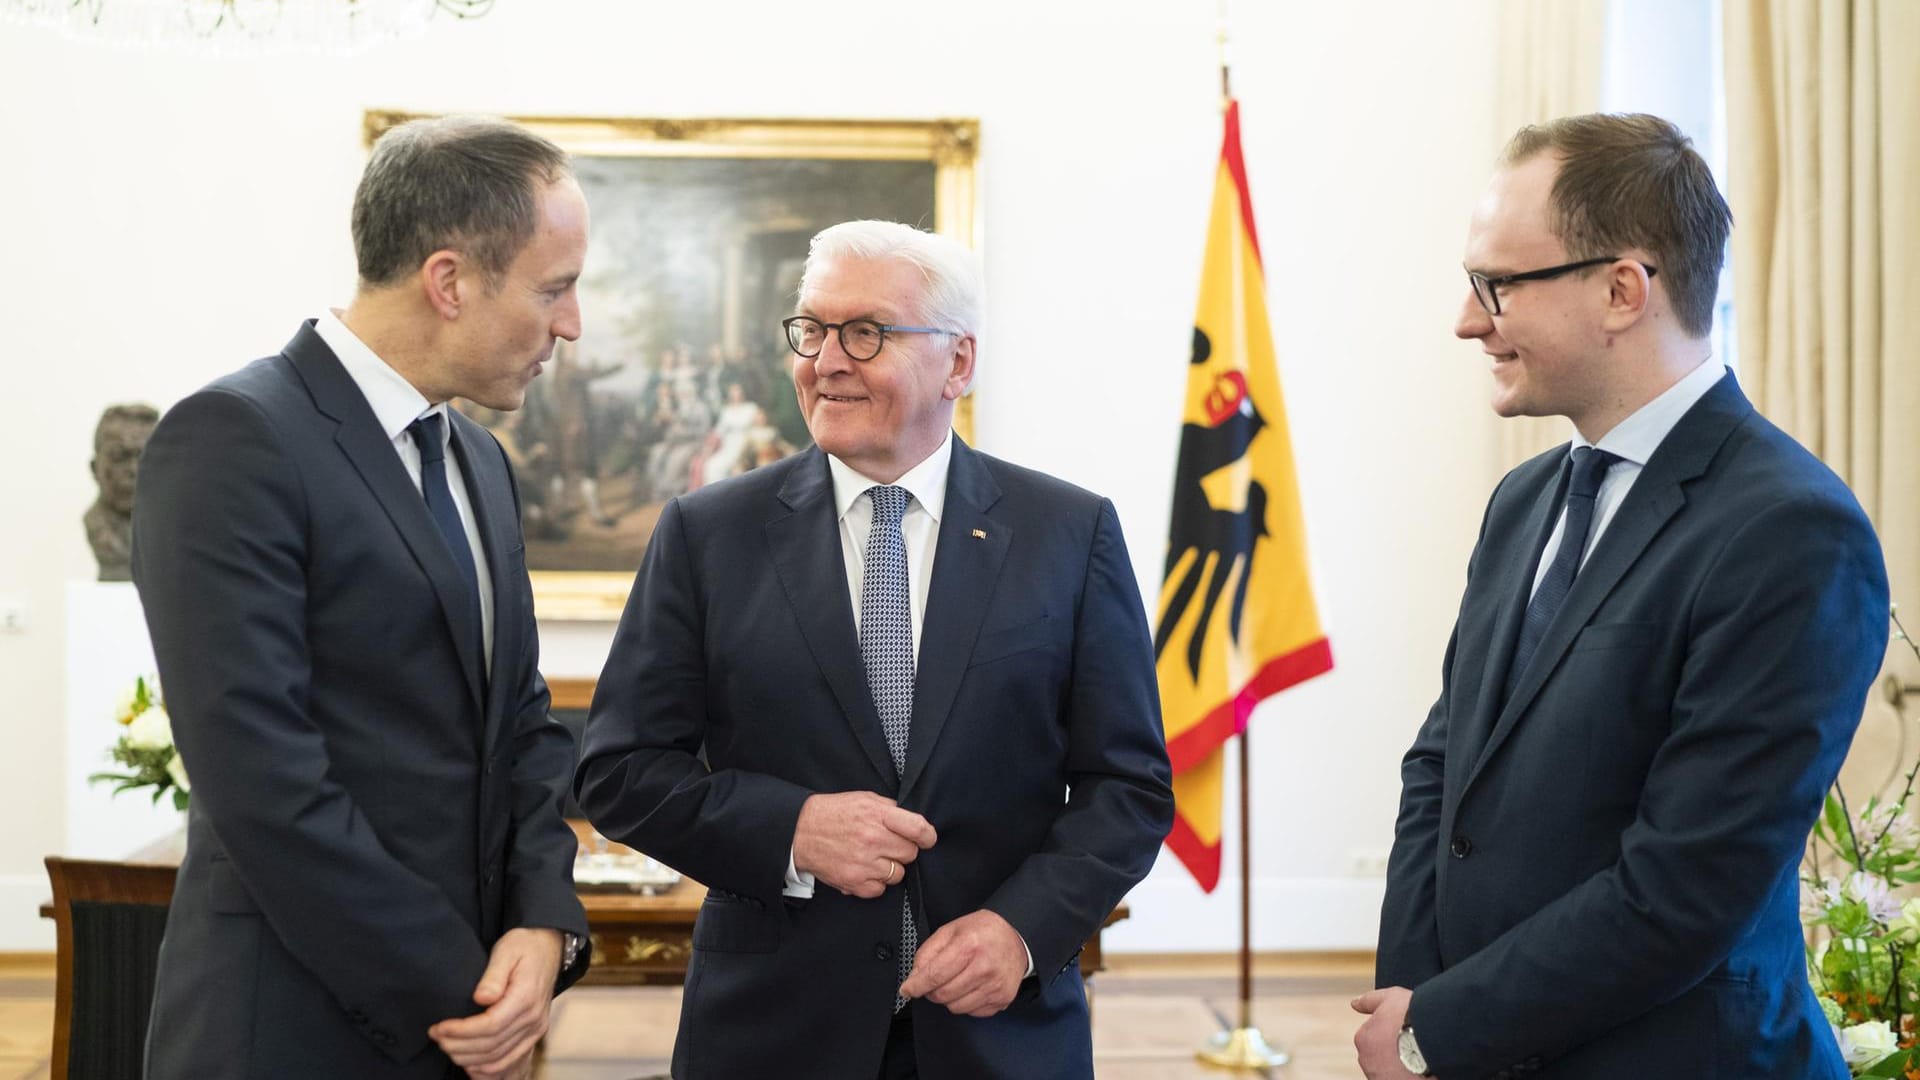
[1165,636,1333,774]
[1221,98,1263,268]
[1165,807,1223,893]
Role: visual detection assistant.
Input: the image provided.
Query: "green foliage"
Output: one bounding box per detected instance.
[1807,606,1920,1075]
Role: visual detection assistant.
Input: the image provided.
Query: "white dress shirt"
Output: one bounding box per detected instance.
[314,310,495,673]
[1529,359,1727,599]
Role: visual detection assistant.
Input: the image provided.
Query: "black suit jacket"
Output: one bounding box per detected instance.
[1378,373,1887,1079]
[576,439,1174,1080]
[132,322,589,1079]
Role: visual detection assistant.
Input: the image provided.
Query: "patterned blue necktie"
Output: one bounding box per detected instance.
[859,484,917,1010]
[408,413,483,655]
[1507,446,1619,697]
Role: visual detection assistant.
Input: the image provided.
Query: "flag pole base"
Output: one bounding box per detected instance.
[1196,1025,1290,1069]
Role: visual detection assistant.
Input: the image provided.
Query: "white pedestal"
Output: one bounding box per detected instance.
[65,582,180,859]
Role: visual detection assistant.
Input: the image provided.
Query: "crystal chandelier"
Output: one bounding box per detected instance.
[0,0,495,55]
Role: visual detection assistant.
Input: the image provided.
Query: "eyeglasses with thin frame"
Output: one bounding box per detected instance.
[1468,257,1658,316]
[781,316,954,362]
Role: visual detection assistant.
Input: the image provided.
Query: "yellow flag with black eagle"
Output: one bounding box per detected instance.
[1157,100,1333,891]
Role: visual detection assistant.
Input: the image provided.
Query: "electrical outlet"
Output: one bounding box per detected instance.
[1348,849,1390,877]
[0,600,26,634]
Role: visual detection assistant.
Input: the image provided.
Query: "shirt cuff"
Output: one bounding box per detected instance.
[784,847,815,899]
[1020,934,1034,979]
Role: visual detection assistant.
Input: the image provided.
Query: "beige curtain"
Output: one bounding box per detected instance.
[1494,0,1608,470]
[1725,0,1920,796]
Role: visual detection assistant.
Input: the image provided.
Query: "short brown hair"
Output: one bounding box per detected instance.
[1503,113,1731,338]
[352,115,571,289]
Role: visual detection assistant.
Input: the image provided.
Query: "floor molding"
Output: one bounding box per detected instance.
[0,951,55,977]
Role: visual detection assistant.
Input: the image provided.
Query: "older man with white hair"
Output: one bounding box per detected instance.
[578,220,1173,1079]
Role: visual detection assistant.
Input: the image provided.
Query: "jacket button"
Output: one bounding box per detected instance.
[348,1008,368,1024]
[1449,835,1473,858]
[373,1028,395,1046]
[874,942,894,961]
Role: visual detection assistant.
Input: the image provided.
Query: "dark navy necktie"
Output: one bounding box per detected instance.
[859,484,917,1010]
[1508,446,1619,696]
[408,413,483,650]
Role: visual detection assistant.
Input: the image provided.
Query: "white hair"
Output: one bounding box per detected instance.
[798,220,984,336]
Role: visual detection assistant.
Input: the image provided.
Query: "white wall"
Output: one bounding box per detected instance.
[0,0,1503,950]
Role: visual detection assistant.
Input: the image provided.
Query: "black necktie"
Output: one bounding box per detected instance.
[407,413,483,647]
[1508,447,1619,696]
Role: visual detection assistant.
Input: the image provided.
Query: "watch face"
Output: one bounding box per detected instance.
[1397,1028,1428,1074]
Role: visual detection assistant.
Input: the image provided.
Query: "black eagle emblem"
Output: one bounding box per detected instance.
[1155,327,1269,681]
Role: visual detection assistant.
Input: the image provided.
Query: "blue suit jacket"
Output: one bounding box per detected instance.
[576,438,1174,1080]
[1378,374,1887,1079]
[133,324,588,1079]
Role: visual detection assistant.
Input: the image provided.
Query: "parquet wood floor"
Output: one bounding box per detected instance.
[0,954,1373,1079]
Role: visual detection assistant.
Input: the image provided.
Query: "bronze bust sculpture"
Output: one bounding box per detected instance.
[84,404,159,581]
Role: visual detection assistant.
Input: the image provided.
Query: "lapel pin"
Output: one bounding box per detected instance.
[971,528,988,540]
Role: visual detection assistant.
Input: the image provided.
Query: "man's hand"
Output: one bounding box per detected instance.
[429,927,564,1079]
[793,791,937,899]
[1351,986,1423,1080]
[898,909,1027,1017]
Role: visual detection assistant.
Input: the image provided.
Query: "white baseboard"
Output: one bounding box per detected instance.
[0,874,56,951]
[1105,876,1385,953]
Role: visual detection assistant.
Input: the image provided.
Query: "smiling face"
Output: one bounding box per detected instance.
[1455,154,1616,430]
[444,174,589,411]
[791,255,973,483]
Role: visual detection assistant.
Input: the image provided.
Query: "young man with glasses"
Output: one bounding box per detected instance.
[1355,113,1887,1079]
[578,220,1173,1080]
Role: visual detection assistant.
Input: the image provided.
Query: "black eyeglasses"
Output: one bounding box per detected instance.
[782,316,953,362]
[1468,257,1657,316]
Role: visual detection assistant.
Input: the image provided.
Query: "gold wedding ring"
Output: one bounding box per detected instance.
[885,859,900,885]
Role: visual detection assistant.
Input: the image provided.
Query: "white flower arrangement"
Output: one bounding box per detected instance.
[89,675,189,810]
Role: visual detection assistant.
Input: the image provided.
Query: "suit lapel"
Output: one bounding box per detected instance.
[1462,465,1568,761]
[900,439,1008,800]
[284,323,485,711]
[1463,374,1752,794]
[450,412,520,751]
[766,450,898,789]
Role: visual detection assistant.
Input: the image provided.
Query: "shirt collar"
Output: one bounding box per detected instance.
[313,308,445,444]
[828,430,953,524]
[1572,359,1727,466]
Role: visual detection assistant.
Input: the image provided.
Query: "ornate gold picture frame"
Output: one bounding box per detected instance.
[364,112,981,620]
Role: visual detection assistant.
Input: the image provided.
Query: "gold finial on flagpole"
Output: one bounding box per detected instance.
[1217,0,1233,108]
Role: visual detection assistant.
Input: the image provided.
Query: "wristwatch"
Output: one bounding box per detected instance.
[1398,1025,1433,1076]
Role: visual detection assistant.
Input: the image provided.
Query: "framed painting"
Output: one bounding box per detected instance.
[364,112,981,619]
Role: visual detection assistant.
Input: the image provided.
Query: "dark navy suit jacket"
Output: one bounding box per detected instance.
[1378,374,1887,1079]
[577,438,1174,1080]
[133,323,588,1079]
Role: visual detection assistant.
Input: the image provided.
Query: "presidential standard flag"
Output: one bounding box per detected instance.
[1156,100,1334,891]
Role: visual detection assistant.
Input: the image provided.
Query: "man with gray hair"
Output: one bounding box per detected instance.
[134,114,591,1079]
[578,219,1174,1079]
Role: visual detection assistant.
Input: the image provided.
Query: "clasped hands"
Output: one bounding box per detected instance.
[1351,985,1423,1079]
[428,926,564,1080]
[794,791,1027,1017]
